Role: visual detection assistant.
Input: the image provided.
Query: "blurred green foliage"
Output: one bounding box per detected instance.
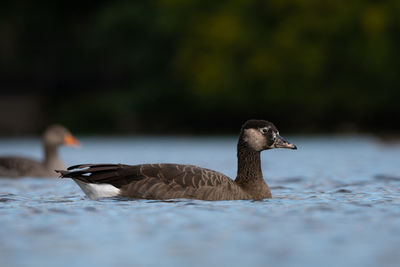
[1,0,399,134]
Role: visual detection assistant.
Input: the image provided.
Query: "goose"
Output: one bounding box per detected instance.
[57,120,296,200]
[0,124,80,177]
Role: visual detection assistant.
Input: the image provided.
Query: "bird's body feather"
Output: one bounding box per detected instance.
[62,163,251,200]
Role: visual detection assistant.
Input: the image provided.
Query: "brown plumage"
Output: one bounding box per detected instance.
[0,125,80,178]
[58,120,296,200]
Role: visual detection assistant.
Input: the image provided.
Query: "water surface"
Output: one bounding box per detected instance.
[0,136,399,267]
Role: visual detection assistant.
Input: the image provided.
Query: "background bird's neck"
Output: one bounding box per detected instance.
[43,143,64,171]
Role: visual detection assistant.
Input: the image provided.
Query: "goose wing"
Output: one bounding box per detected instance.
[58,163,247,200]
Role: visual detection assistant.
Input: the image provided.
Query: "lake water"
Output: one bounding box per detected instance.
[0,136,399,267]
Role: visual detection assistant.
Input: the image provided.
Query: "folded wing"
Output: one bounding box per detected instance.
[58,163,248,200]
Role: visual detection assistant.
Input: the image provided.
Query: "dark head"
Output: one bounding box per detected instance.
[239,119,297,152]
[42,124,80,147]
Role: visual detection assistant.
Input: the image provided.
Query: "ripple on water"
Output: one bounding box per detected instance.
[335,189,352,193]
[83,207,97,212]
[374,174,400,182]
[275,176,305,184]
[270,186,293,190]
[0,194,17,202]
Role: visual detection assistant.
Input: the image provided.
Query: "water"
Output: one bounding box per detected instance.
[0,136,399,267]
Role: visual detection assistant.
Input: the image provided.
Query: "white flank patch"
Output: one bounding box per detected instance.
[73,179,120,200]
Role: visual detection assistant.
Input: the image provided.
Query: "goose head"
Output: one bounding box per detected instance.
[43,124,80,147]
[240,119,296,152]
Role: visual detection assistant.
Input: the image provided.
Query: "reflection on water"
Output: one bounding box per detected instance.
[0,136,400,267]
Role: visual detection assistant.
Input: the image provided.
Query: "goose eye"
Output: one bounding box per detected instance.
[260,127,269,134]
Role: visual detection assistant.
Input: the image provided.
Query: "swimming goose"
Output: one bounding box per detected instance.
[57,120,296,200]
[0,125,80,178]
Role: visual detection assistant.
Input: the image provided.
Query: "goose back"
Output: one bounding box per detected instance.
[0,156,54,177]
[60,163,252,200]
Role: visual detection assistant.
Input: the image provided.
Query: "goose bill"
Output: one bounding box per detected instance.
[273,134,297,150]
[64,134,80,147]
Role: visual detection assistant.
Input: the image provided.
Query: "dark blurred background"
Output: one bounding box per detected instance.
[1,0,399,136]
